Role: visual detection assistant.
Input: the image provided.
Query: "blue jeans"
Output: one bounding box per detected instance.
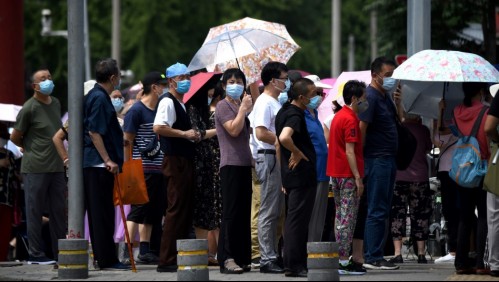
[364,157,397,263]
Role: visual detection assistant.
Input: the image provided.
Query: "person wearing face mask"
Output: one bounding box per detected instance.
[326,80,368,275]
[275,78,317,277]
[215,68,253,274]
[252,62,289,274]
[449,82,490,275]
[358,57,402,270]
[302,75,333,243]
[387,113,433,265]
[81,58,129,270]
[153,63,200,272]
[11,69,66,266]
[122,72,168,265]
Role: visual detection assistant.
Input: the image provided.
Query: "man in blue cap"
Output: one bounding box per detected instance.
[154,63,201,272]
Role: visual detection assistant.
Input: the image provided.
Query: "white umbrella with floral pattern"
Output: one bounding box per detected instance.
[189,17,300,84]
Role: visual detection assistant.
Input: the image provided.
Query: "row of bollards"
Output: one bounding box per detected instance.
[58,239,339,281]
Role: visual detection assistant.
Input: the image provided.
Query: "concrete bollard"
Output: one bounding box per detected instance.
[177,239,209,281]
[307,242,339,281]
[58,239,89,279]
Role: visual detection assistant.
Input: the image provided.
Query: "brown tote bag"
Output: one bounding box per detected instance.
[113,149,149,206]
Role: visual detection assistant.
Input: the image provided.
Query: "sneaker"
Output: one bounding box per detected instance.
[102,262,131,271]
[434,253,455,264]
[28,256,56,265]
[363,259,399,270]
[251,257,261,269]
[388,255,404,264]
[338,259,366,275]
[137,252,159,264]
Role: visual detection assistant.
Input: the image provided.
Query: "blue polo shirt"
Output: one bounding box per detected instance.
[83,84,124,170]
[304,109,329,182]
[358,86,398,158]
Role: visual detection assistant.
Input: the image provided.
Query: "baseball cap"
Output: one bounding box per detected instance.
[305,75,333,89]
[166,63,189,78]
[490,84,499,97]
[142,71,168,89]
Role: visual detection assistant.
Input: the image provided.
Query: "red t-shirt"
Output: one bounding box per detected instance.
[326,106,364,178]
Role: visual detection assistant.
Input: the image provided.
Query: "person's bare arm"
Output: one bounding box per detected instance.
[222,94,252,137]
[279,127,309,170]
[323,124,330,147]
[10,129,23,148]
[485,115,499,143]
[203,129,217,140]
[153,125,199,141]
[52,128,68,165]
[89,131,118,174]
[256,126,277,146]
[123,132,136,161]
[346,142,364,198]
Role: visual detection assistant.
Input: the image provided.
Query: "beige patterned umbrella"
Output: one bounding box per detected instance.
[196,17,300,84]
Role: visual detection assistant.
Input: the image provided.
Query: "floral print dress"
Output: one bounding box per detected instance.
[189,106,222,230]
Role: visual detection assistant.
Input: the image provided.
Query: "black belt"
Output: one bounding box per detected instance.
[258,149,276,155]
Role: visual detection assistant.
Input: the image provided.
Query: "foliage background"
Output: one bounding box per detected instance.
[23,0,495,112]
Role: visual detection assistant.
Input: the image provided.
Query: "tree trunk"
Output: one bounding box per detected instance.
[482,0,497,63]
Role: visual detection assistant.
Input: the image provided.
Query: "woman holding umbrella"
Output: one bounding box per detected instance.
[215,68,253,274]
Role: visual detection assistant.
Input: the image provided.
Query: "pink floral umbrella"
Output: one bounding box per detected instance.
[195,17,301,84]
[393,49,499,119]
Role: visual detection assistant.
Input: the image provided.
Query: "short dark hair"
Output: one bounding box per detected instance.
[371,56,396,75]
[31,68,49,83]
[222,68,246,89]
[261,62,288,86]
[95,58,119,83]
[289,78,314,101]
[463,82,487,107]
[343,80,367,105]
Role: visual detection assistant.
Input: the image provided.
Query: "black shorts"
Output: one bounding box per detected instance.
[126,173,167,225]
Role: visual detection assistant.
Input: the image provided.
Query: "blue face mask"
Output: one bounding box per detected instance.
[382,77,397,92]
[112,98,124,113]
[175,80,191,94]
[306,96,323,110]
[162,88,168,96]
[276,79,291,93]
[226,84,245,100]
[37,79,55,95]
[208,97,213,106]
[278,92,288,105]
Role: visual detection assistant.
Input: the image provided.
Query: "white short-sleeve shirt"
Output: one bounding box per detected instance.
[324,113,336,130]
[252,93,282,151]
[153,97,186,127]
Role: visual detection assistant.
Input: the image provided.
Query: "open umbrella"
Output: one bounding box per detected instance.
[188,29,289,73]
[318,71,372,123]
[189,17,300,84]
[392,49,499,119]
[183,72,222,104]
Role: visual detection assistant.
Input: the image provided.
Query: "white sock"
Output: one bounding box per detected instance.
[340,260,349,266]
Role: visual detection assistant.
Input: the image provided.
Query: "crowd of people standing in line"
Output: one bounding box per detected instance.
[1,55,498,278]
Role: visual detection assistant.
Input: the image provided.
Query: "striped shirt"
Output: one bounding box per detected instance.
[124,101,164,174]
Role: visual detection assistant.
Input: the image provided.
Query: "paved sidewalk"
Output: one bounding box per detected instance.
[2,260,497,281]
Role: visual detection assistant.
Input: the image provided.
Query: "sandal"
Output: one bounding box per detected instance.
[222,259,244,274]
[208,256,219,266]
